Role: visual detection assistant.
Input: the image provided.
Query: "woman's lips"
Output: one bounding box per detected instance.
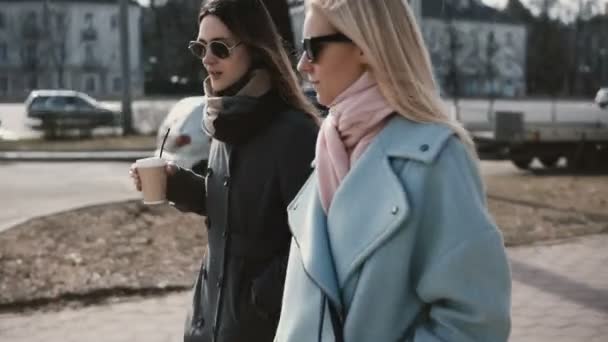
[209,71,222,80]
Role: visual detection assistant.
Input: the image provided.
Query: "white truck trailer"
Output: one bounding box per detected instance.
[472,109,608,171]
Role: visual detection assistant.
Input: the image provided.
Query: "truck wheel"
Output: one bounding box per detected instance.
[567,145,605,172]
[539,156,559,168]
[511,157,532,170]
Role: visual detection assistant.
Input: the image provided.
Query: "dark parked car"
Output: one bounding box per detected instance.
[25,90,120,137]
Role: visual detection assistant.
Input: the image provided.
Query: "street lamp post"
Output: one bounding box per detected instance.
[119,0,134,135]
[600,48,608,86]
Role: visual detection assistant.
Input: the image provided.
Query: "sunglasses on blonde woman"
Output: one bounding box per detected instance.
[302,33,352,63]
[188,40,242,60]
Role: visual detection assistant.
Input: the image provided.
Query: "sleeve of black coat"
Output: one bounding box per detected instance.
[166,167,207,216]
[251,113,319,318]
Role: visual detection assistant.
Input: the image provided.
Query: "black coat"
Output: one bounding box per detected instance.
[167,98,318,342]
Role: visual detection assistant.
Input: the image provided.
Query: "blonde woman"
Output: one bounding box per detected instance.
[274,0,511,341]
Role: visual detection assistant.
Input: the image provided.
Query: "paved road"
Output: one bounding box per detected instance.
[0,161,139,232]
[0,160,526,233]
[0,234,606,342]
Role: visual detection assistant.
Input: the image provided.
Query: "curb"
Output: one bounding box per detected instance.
[0,150,154,162]
[0,286,190,314]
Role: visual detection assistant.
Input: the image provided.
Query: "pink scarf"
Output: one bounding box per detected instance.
[316,72,394,213]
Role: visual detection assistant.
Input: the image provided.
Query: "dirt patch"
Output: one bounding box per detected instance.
[485,172,608,216]
[485,172,608,245]
[0,172,606,312]
[0,201,205,311]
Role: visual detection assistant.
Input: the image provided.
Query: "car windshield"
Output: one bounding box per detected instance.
[29,96,50,110]
[79,93,99,107]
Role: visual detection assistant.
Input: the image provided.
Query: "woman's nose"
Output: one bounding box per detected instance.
[202,50,216,65]
[297,53,312,76]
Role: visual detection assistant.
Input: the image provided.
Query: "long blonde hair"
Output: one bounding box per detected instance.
[308,0,475,150]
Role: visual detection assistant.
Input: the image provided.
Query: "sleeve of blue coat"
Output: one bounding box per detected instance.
[411,137,512,342]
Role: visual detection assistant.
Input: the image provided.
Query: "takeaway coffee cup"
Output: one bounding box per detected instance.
[135,157,167,205]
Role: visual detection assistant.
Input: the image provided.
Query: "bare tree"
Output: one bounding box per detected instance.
[43,2,70,88]
[17,10,43,92]
[485,30,499,122]
[445,11,463,120]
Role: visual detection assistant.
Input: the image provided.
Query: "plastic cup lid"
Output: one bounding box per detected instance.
[135,157,166,168]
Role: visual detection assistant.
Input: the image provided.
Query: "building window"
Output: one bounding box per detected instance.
[0,12,5,30]
[25,74,38,91]
[56,12,67,31]
[0,42,7,62]
[85,75,96,93]
[82,13,97,41]
[0,76,8,95]
[85,13,93,27]
[26,11,37,25]
[22,43,38,67]
[113,77,122,92]
[85,44,94,61]
[111,14,118,30]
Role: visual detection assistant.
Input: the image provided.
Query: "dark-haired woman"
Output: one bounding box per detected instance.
[129,0,318,341]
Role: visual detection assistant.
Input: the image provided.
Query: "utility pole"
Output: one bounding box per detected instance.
[119,0,134,135]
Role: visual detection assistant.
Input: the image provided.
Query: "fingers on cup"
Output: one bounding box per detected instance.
[166,162,178,176]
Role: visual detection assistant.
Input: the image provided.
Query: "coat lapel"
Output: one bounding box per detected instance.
[288,174,342,308]
[327,126,409,288]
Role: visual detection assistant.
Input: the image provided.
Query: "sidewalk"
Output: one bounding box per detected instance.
[1,234,606,342]
[0,150,151,162]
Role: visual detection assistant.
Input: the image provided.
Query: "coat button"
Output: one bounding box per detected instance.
[222,231,228,239]
[420,144,429,152]
[391,206,399,215]
[195,318,205,328]
[223,176,230,187]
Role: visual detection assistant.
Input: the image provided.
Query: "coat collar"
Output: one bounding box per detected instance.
[288,116,454,310]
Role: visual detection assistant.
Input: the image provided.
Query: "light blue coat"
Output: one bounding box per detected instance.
[274,116,511,341]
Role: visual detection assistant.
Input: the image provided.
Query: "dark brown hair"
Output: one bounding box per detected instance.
[199,0,319,122]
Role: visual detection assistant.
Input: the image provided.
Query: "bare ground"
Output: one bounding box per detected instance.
[0,172,606,312]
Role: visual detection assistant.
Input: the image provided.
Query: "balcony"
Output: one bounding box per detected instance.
[81,27,98,41]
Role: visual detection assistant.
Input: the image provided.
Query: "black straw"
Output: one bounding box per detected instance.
[160,128,170,158]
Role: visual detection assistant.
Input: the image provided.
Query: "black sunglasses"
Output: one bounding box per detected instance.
[188,40,242,60]
[302,33,352,63]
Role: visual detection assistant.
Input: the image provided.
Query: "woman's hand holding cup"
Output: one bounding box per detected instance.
[129,159,178,204]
